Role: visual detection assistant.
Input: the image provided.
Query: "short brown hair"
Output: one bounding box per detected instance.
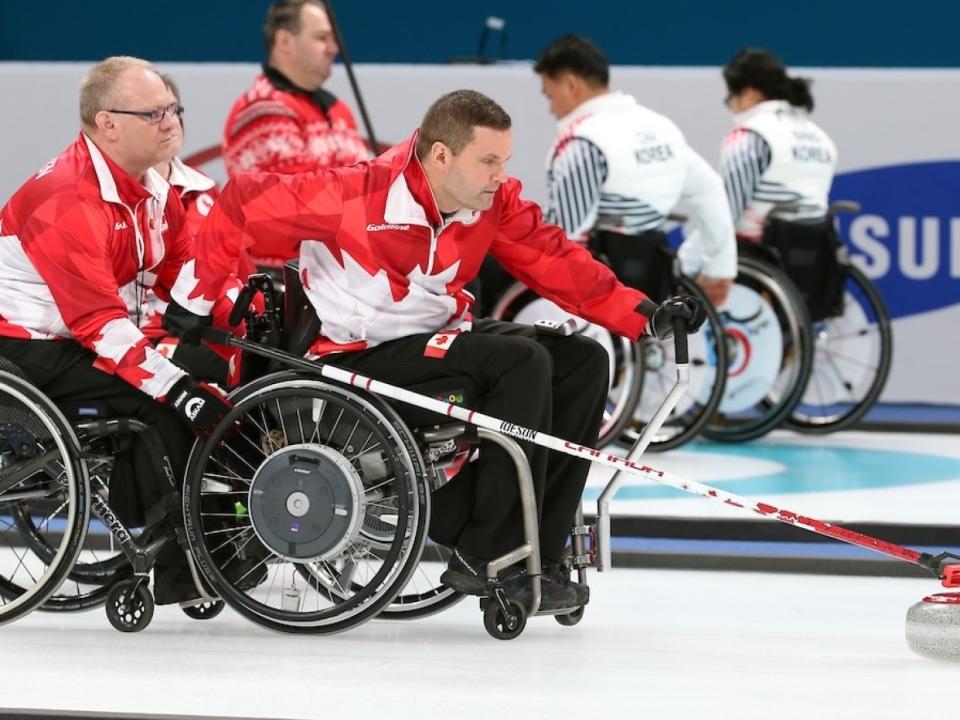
[262,0,326,54]
[415,90,512,159]
[79,56,154,130]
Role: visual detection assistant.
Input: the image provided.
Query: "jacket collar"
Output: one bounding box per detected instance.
[383,131,480,229]
[167,156,216,195]
[557,91,633,131]
[262,63,337,114]
[734,99,794,124]
[80,132,167,207]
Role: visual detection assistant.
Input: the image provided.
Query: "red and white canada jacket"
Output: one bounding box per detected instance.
[0,134,190,399]
[221,67,372,267]
[172,132,652,355]
[165,157,256,282]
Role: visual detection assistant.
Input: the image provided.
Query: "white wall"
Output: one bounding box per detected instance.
[4,62,960,405]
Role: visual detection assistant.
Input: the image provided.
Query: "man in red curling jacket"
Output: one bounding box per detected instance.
[0,56,233,605]
[166,89,705,611]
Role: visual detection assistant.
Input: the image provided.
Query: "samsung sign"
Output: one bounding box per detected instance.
[833,161,960,319]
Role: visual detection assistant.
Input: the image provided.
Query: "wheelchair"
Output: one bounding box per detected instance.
[0,356,222,632]
[491,230,727,452]
[704,201,892,439]
[701,246,814,442]
[772,202,893,432]
[0,363,90,626]
[180,262,692,638]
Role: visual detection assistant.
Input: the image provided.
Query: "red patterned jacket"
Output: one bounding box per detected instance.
[222,66,369,177]
[172,132,651,355]
[0,134,190,399]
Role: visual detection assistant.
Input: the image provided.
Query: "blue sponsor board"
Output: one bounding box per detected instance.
[832,161,960,319]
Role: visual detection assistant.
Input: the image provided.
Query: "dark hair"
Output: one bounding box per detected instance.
[415,89,512,159]
[723,48,814,112]
[534,34,609,87]
[158,73,183,130]
[262,0,326,54]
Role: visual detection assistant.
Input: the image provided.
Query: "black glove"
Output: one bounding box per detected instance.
[164,376,232,438]
[642,294,707,340]
[163,299,212,345]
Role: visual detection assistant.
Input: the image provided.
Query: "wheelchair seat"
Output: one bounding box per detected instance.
[758,217,847,322]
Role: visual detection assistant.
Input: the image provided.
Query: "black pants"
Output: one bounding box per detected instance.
[331,319,609,562]
[0,337,225,528]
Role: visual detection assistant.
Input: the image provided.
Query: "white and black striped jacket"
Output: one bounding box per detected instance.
[721,100,837,239]
[545,92,736,279]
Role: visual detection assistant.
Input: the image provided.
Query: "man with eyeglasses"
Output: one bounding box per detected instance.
[222,0,371,267]
[0,55,234,606]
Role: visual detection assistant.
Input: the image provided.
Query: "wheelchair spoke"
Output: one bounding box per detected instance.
[204,524,254,555]
[274,398,288,446]
[347,434,383,461]
[230,426,273,463]
[230,551,273,588]
[819,348,879,371]
[201,471,251,484]
[361,475,399,495]
[2,535,39,586]
[203,524,254,537]
[325,407,345,445]
[215,443,258,478]
[822,325,879,343]
[38,499,69,531]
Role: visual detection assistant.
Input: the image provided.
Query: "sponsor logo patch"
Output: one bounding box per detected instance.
[366,223,411,232]
[184,396,205,421]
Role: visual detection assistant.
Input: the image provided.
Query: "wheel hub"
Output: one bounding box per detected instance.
[248,444,365,562]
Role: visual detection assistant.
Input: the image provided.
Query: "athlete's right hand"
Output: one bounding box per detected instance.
[162,299,212,345]
[643,295,707,340]
[164,376,232,438]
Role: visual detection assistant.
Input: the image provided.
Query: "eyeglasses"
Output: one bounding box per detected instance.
[107,102,184,124]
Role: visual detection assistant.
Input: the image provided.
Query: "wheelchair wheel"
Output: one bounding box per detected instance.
[183,374,430,634]
[483,598,526,640]
[618,276,727,451]
[703,257,814,442]
[0,370,90,625]
[491,282,642,448]
[786,265,893,432]
[182,599,225,620]
[105,578,153,632]
[19,452,136,611]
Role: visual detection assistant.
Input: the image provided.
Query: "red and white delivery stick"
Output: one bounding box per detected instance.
[203,326,960,587]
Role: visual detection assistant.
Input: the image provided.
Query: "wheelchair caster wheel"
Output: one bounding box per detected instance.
[106,580,154,633]
[555,605,585,626]
[181,599,224,620]
[483,599,526,640]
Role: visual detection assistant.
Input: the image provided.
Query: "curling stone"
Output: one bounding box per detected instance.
[905,592,960,661]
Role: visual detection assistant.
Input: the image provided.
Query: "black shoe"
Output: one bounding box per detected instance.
[543,560,590,606]
[439,548,487,595]
[501,568,578,612]
[440,549,578,611]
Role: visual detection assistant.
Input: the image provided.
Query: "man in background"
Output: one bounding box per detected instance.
[222,0,372,266]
